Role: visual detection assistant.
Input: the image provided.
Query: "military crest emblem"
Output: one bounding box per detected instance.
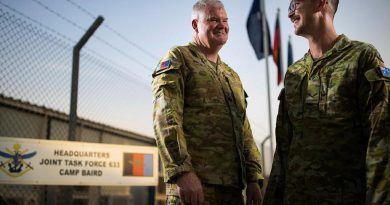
[0,144,37,177]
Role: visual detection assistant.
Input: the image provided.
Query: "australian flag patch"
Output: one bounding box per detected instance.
[380,66,390,78]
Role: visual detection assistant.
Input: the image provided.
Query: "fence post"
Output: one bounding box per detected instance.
[68,16,104,141]
[67,16,104,205]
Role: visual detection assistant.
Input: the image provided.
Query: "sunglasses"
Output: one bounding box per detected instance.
[288,0,297,14]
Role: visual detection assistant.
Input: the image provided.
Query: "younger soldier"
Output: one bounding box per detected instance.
[263,0,390,204]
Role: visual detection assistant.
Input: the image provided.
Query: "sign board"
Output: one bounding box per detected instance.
[0,137,158,186]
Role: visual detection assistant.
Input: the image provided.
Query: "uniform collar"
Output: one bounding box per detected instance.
[304,34,351,64]
[188,42,223,66]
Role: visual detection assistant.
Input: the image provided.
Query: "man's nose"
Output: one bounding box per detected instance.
[288,11,294,19]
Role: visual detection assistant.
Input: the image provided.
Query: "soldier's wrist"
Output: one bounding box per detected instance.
[170,171,190,183]
[247,179,263,188]
[165,163,194,183]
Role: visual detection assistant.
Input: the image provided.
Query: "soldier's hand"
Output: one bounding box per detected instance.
[246,182,262,205]
[176,172,204,205]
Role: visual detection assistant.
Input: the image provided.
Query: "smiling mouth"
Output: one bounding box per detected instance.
[290,16,299,23]
[291,17,298,23]
[291,18,300,27]
[214,31,226,35]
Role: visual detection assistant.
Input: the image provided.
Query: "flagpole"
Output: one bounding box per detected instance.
[277,8,283,81]
[259,0,274,161]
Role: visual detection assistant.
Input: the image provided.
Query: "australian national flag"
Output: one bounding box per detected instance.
[247,0,272,60]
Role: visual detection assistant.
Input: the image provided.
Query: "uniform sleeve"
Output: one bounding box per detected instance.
[152,48,193,183]
[358,47,390,204]
[242,93,264,183]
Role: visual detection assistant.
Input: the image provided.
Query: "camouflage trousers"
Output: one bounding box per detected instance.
[166,183,244,205]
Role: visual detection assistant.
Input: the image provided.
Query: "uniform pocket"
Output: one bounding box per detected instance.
[184,67,225,107]
[323,66,356,116]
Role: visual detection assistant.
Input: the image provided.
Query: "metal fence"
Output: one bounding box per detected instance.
[0,7,151,133]
[0,5,162,205]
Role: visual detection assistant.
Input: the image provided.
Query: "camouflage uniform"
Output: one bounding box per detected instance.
[166,184,244,205]
[152,42,263,203]
[263,35,390,205]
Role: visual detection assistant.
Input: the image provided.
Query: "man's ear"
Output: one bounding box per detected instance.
[192,19,198,32]
[316,0,327,12]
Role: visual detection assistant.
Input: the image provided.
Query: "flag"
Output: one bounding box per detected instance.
[123,153,153,176]
[287,35,294,67]
[273,9,283,85]
[247,0,272,60]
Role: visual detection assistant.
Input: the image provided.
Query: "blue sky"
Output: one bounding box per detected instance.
[1,0,389,147]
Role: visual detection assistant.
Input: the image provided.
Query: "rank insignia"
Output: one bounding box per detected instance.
[380,66,390,78]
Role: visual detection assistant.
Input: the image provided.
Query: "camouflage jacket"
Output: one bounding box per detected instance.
[152,42,263,189]
[263,35,390,205]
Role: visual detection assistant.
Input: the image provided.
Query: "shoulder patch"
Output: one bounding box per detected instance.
[153,59,175,77]
[365,67,390,82]
[380,66,390,78]
[155,59,171,72]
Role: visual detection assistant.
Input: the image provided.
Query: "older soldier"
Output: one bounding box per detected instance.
[263,0,390,204]
[152,0,263,205]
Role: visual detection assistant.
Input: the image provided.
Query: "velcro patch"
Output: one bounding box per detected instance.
[380,66,390,78]
[155,59,171,72]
